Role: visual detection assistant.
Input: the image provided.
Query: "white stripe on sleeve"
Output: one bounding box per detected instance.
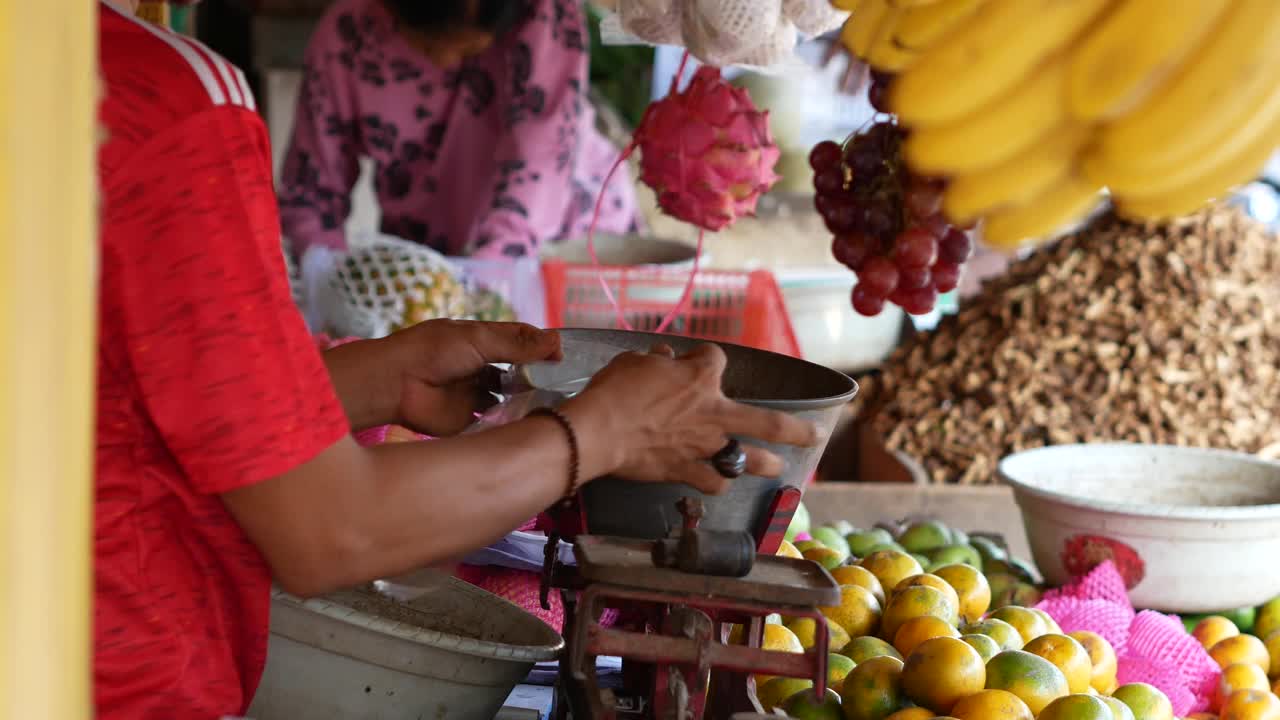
[101,0,228,106]
[181,35,244,107]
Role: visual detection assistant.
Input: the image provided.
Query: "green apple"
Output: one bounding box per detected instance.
[1255,595,1280,638]
[970,536,1008,565]
[995,582,1043,608]
[927,543,983,571]
[846,528,894,558]
[1006,556,1039,584]
[898,520,952,554]
[782,688,844,720]
[811,527,852,562]
[757,677,812,714]
[985,572,1020,603]
[865,541,907,556]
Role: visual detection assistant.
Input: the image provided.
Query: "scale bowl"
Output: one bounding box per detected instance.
[249,571,562,720]
[556,328,856,541]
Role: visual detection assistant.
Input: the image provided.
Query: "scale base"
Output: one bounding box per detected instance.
[552,534,840,720]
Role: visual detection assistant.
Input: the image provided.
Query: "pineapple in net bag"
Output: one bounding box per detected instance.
[465,286,518,323]
[324,234,470,338]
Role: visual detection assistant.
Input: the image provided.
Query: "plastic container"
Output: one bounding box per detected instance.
[999,443,1280,612]
[247,572,564,720]
[444,234,702,328]
[543,232,701,270]
[542,264,802,357]
[775,268,904,373]
[525,328,856,540]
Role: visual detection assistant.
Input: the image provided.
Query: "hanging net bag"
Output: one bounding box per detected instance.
[599,0,848,68]
[322,234,470,339]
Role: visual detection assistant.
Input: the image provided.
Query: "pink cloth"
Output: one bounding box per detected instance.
[280,0,641,260]
[1035,562,1221,716]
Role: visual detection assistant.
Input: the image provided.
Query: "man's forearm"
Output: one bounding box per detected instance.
[322,337,402,432]
[324,415,605,589]
[222,401,618,597]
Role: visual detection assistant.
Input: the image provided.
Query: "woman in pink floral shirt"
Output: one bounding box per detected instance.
[279,0,642,261]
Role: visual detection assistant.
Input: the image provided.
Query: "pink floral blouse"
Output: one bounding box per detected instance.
[279,0,642,260]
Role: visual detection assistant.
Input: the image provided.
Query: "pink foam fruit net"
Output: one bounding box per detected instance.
[1034,560,1221,716]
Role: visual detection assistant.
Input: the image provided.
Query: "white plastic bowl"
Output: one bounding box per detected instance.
[775,268,905,373]
[247,571,563,720]
[543,232,701,270]
[999,444,1280,612]
[543,233,704,307]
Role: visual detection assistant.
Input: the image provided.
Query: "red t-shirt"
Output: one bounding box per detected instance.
[95,3,350,717]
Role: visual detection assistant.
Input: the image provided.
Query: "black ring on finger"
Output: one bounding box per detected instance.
[711,439,748,479]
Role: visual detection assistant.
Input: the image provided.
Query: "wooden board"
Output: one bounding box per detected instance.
[801,483,1034,563]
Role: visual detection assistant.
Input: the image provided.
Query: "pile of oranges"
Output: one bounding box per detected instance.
[750,542,1280,720]
[1186,611,1280,720]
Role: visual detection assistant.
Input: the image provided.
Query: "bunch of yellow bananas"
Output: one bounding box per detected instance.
[834,0,1280,249]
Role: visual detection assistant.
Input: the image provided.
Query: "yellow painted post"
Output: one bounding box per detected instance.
[0,0,98,718]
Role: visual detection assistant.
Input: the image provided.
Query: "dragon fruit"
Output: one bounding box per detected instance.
[1062,534,1147,590]
[633,65,781,232]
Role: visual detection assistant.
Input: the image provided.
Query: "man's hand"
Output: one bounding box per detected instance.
[322,321,562,436]
[562,343,819,495]
[391,320,562,436]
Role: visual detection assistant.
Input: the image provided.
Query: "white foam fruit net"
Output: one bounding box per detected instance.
[316,234,535,338]
[601,0,847,68]
[324,234,471,339]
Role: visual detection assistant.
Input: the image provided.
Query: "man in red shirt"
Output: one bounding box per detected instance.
[95,2,815,717]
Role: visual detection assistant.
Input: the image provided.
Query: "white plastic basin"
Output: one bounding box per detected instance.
[543,232,700,270]
[999,444,1280,612]
[247,571,563,720]
[776,269,904,373]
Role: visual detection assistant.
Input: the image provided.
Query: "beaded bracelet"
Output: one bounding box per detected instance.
[529,408,581,501]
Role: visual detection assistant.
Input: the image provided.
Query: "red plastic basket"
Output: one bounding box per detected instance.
[540,260,802,358]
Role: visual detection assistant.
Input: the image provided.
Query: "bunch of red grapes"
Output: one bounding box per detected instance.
[810,117,974,318]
